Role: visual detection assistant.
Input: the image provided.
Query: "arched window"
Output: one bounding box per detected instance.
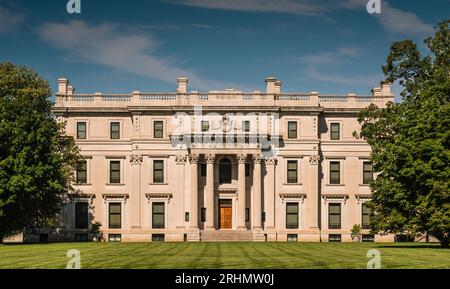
[219,157,232,184]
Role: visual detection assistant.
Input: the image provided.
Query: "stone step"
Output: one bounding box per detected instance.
[200,230,254,242]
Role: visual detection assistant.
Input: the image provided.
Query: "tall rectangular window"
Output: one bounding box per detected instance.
[77,122,86,139]
[287,160,298,183]
[328,203,341,229]
[245,208,250,222]
[201,121,209,132]
[75,202,89,229]
[363,162,373,184]
[330,123,340,140]
[362,203,371,229]
[153,160,164,183]
[76,160,87,184]
[110,122,120,139]
[329,161,340,184]
[242,120,250,132]
[245,164,250,177]
[200,163,207,177]
[286,203,299,229]
[154,121,164,138]
[109,203,121,229]
[152,202,165,229]
[288,121,297,139]
[109,161,121,184]
[201,208,206,222]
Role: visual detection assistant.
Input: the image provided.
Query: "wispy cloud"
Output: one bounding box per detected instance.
[0,6,25,35]
[301,47,382,86]
[37,21,227,90]
[167,0,328,16]
[169,0,433,36]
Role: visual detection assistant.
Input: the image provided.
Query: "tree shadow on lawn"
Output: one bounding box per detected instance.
[377,244,447,249]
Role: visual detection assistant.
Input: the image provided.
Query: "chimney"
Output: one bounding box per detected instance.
[57,78,68,94]
[380,81,392,95]
[67,85,75,95]
[265,77,277,94]
[177,77,188,94]
[274,80,282,94]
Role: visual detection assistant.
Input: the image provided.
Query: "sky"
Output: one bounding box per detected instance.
[0,0,448,99]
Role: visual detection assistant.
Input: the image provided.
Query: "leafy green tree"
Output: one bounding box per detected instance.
[0,62,80,241]
[354,20,450,247]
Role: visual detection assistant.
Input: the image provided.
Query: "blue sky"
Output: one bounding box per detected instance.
[0,0,448,98]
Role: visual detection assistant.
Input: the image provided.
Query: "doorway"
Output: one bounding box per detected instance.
[219,199,232,229]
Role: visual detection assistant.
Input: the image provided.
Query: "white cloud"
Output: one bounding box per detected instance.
[0,6,24,35]
[374,1,434,36]
[301,47,382,86]
[169,0,434,36]
[167,0,328,16]
[38,20,227,90]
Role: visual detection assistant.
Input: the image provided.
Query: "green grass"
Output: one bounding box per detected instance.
[0,242,448,269]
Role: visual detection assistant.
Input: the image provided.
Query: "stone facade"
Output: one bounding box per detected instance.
[51,76,396,242]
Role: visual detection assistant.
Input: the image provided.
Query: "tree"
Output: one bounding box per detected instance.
[0,62,80,241]
[354,20,450,247]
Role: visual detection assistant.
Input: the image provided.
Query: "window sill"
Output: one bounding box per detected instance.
[359,184,370,187]
[106,183,125,186]
[75,183,92,186]
[283,183,303,186]
[149,182,169,185]
[326,184,344,186]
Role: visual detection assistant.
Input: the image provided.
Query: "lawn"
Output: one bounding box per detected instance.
[0,242,448,269]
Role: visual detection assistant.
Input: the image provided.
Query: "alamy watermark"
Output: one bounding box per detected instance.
[366,249,381,269]
[66,249,81,269]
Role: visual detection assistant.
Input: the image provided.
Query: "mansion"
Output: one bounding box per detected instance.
[48,76,395,243]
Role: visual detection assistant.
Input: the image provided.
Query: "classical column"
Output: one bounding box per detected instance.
[205,154,215,229]
[252,154,262,229]
[264,158,276,229]
[175,154,186,229]
[309,155,320,230]
[130,154,143,229]
[189,154,199,229]
[237,154,247,230]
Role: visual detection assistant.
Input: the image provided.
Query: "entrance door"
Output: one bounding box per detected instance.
[219,199,232,229]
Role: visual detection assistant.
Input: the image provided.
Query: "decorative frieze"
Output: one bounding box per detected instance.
[309,155,320,165]
[130,154,143,165]
[175,154,187,165]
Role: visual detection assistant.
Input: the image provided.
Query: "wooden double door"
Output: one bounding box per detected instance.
[219,199,232,229]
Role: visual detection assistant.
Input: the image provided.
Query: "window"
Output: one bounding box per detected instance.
[154,121,164,138]
[153,160,164,183]
[363,162,373,184]
[245,208,250,222]
[76,160,87,184]
[287,234,298,242]
[329,234,341,242]
[245,164,250,177]
[110,122,120,139]
[152,234,165,242]
[288,121,297,139]
[242,120,250,132]
[77,122,86,139]
[330,123,340,140]
[201,121,209,132]
[328,203,341,229]
[200,163,207,177]
[286,203,299,229]
[362,203,371,229]
[262,212,266,222]
[108,234,121,242]
[109,203,121,229]
[75,202,89,229]
[152,202,165,229]
[201,208,206,222]
[329,161,340,184]
[75,233,88,242]
[287,160,298,183]
[109,161,121,184]
[185,212,189,222]
[362,234,375,242]
[219,157,232,184]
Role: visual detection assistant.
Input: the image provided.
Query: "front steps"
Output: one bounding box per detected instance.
[200,230,255,242]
